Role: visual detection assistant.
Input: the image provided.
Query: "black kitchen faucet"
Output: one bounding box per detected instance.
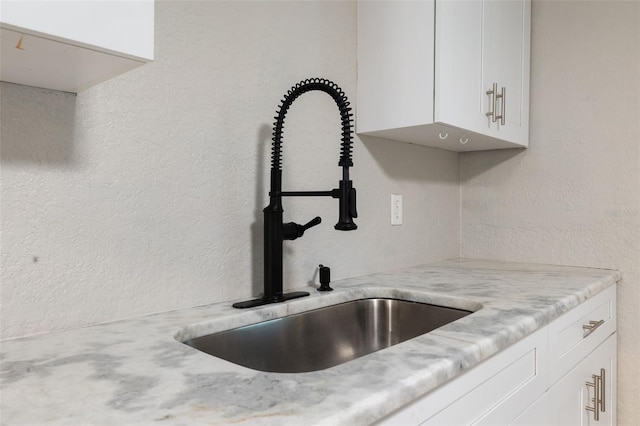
[233,78,357,309]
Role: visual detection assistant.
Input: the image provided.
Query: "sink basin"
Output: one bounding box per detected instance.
[182,298,472,373]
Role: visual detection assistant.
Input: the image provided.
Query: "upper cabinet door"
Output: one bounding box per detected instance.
[357,0,531,152]
[0,0,154,93]
[357,0,435,134]
[434,0,486,143]
[481,0,531,146]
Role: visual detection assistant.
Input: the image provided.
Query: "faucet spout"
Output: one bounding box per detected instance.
[233,78,357,309]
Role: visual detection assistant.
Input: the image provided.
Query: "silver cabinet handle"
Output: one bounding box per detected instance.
[585,368,606,421]
[582,319,605,338]
[486,82,497,122]
[494,86,505,125]
[486,84,506,126]
[585,373,600,421]
[499,86,506,125]
[600,367,606,413]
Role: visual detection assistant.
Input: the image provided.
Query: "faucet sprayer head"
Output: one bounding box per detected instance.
[335,175,357,231]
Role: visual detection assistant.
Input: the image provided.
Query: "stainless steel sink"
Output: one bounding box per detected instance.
[182,298,472,373]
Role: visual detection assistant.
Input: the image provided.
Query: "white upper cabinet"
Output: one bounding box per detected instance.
[0,0,154,93]
[357,0,531,152]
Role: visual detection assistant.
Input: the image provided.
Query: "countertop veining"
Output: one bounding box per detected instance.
[0,258,621,425]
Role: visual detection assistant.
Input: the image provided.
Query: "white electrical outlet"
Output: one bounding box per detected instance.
[391,194,403,225]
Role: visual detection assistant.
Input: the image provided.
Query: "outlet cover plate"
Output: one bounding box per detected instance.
[391,194,403,225]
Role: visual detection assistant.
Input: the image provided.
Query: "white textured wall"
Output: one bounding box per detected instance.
[5,0,635,421]
[0,1,459,339]
[460,1,639,423]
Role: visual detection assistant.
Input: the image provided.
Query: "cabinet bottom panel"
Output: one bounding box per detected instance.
[358,121,526,152]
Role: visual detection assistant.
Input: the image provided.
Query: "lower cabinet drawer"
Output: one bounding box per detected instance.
[547,286,616,385]
[375,327,547,426]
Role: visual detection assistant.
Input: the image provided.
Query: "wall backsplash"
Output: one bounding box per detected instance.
[0,1,459,340]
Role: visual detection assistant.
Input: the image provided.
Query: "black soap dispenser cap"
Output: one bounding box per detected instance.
[318,264,333,292]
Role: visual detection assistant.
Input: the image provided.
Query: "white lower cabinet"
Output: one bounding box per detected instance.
[511,334,617,426]
[546,334,617,426]
[510,392,549,426]
[375,286,617,426]
[375,327,547,426]
[423,328,547,426]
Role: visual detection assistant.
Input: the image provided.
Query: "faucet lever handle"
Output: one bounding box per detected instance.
[302,216,322,231]
[283,216,322,240]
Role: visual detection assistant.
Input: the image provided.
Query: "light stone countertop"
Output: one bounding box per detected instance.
[0,258,621,425]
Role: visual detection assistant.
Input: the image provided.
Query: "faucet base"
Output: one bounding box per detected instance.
[232,291,310,309]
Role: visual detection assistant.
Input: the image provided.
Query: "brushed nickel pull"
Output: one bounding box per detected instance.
[486,83,497,122]
[585,368,606,421]
[494,86,505,125]
[599,368,606,413]
[582,319,605,338]
[499,86,506,125]
[585,373,601,421]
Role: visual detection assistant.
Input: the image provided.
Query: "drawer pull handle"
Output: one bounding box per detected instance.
[582,319,605,338]
[585,368,606,421]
